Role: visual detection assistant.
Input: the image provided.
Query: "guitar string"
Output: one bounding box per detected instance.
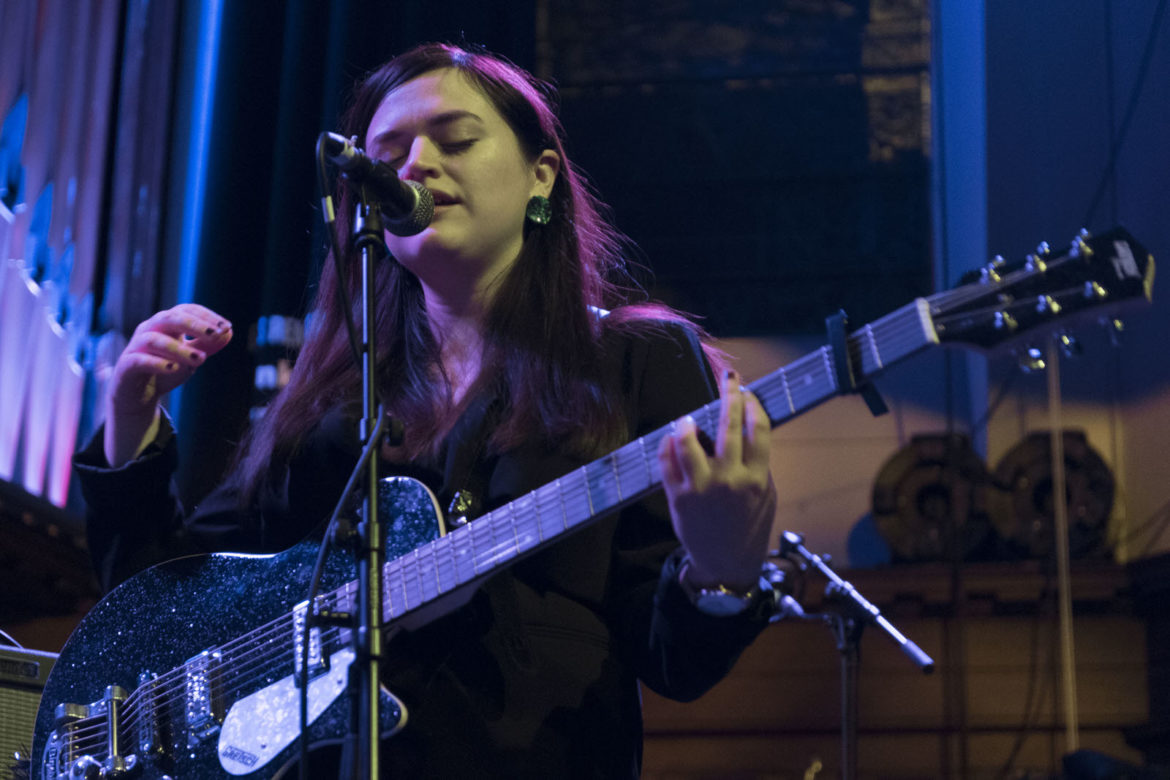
[64,619,355,756]
[106,587,358,742]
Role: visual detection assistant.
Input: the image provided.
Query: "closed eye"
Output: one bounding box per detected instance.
[441,139,476,155]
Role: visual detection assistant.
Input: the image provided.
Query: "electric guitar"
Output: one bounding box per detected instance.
[31,228,1153,778]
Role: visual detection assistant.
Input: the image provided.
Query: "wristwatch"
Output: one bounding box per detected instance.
[678,558,760,617]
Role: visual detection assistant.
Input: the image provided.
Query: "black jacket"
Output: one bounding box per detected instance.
[75,322,772,778]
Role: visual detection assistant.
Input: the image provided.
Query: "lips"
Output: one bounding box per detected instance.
[430,191,459,206]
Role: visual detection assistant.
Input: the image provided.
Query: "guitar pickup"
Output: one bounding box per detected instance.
[292,597,339,683]
[185,649,225,748]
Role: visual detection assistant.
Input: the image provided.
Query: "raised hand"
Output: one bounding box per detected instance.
[103,304,232,467]
[658,370,776,591]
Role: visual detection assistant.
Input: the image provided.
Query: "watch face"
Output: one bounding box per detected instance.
[695,590,751,617]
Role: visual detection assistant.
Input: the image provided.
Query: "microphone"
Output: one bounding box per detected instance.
[320,132,434,236]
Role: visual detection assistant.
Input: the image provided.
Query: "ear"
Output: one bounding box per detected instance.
[531,149,561,198]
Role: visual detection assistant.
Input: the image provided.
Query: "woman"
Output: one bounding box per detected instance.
[77,43,777,778]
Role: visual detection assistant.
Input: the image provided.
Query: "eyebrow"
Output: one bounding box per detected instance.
[369,110,485,148]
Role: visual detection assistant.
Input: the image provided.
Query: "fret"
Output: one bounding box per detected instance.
[556,469,586,530]
[621,438,652,497]
[555,477,569,532]
[416,544,440,603]
[383,558,407,618]
[585,459,617,518]
[530,487,545,542]
[818,345,837,396]
[788,352,832,412]
[634,435,653,494]
[609,450,623,502]
[432,533,457,594]
[777,366,795,418]
[580,464,595,518]
[492,506,518,563]
[449,524,477,585]
[861,324,882,375]
[511,493,540,553]
[469,515,493,575]
[533,482,560,541]
[400,553,422,611]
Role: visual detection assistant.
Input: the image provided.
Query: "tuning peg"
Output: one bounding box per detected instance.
[994,311,1018,332]
[1018,346,1046,373]
[980,255,1006,284]
[1056,331,1081,358]
[1070,229,1093,258]
[1035,295,1061,315]
[1025,247,1049,272]
[1101,316,1125,347]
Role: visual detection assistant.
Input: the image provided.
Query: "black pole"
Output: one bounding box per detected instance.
[353,197,385,779]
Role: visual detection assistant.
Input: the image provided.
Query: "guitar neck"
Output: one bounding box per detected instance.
[362,297,939,622]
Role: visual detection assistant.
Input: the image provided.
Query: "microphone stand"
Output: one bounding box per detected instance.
[777,531,934,780]
[352,193,385,780]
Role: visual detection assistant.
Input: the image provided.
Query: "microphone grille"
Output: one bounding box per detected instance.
[385,181,435,237]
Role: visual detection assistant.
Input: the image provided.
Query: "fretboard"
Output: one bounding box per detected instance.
[360,297,937,621]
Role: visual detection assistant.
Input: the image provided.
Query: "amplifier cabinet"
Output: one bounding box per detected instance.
[0,647,57,779]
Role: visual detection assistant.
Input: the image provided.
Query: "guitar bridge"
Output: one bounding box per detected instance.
[41,685,140,779]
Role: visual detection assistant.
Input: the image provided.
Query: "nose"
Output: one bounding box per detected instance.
[400,137,439,182]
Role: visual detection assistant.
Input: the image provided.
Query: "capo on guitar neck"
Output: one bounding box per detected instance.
[825,310,889,417]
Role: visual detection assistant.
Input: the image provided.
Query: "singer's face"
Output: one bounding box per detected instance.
[365,69,558,295]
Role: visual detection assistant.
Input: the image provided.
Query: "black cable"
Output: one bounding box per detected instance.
[315,134,367,376]
[1081,0,1168,229]
[298,408,388,780]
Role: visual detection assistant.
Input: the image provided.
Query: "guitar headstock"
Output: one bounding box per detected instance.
[929,227,1154,350]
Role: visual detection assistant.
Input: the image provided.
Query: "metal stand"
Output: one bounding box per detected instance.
[777,531,934,780]
[352,196,386,780]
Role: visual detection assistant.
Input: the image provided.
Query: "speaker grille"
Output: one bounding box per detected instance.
[0,647,57,778]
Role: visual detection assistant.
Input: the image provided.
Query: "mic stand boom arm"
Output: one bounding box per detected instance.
[777,531,934,780]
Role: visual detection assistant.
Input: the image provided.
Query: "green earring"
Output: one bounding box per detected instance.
[525,195,552,226]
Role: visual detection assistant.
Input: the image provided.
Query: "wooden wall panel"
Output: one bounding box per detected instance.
[643,562,1149,779]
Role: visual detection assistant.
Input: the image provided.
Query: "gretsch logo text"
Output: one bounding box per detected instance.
[222,745,259,767]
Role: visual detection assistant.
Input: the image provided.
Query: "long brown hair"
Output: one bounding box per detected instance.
[229,43,720,504]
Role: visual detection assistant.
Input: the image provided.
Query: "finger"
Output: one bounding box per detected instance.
[715,370,745,464]
[741,390,772,468]
[657,434,684,487]
[128,331,208,371]
[669,415,711,489]
[117,351,182,378]
[138,305,232,344]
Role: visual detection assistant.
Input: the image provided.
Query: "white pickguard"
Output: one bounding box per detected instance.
[217,647,354,775]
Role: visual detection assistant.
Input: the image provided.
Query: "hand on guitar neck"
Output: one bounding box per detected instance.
[660,370,777,592]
